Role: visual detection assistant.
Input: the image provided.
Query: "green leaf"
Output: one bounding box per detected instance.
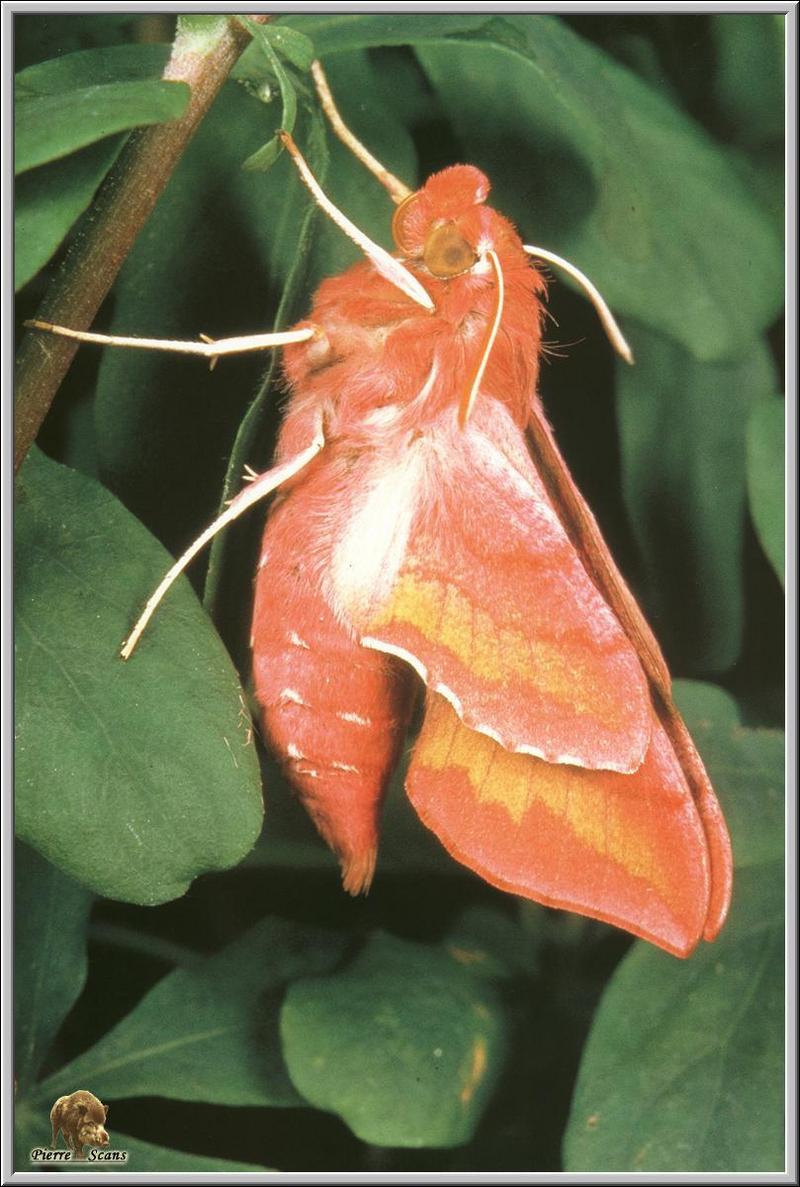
[674,680,784,871]
[281,931,510,1148]
[286,13,783,360]
[37,917,345,1107]
[746,394,785,587]
[15,79,189,174]
[672,678,740,730]
[15,44,170,96]
[241,19,298,170]
[564,680,785,1171]
[563,863,784,1172]
[240,136,283,172]
[15,448,263,904]
[445,904,541,979]
[617,327,777,673]
[711,15,785,148]
[267,25,316,72]
[13,39,170,290]
[281,12,498,51]
[15,137,124,291]
[15,843,93,1090]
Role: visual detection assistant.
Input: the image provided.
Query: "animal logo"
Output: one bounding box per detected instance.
[50,1090,109,1160]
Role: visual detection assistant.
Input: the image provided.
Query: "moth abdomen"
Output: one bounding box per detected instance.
[252,543,414,893]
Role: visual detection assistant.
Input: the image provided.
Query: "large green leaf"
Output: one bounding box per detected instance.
[15,44,170,96]
[15,843,94,1091]
[286,13,783,361]
[281,931,510,1148]
[563,863,784,1172]
[15,137,124,291]
[617,327,777,673]
[711,15,785,149]
[564,681,785,1172]
[15,79,189,174]
[675,680,784,871]
[266,24,316,71]
[37,917,345,1107]
[746,394,785,587]
[15,448,263,903]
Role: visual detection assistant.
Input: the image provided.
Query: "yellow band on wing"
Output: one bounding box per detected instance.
[416,699,675,896]
[370,569,620,727]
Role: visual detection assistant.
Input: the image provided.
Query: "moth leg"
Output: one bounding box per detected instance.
[120,421,326,660]
[24,319,316,359]
[278,132,434,313]
[310,59,411,204]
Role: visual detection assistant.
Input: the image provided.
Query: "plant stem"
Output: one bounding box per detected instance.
[14,14,270,475]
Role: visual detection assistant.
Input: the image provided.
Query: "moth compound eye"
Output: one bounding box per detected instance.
[423,223,478,278]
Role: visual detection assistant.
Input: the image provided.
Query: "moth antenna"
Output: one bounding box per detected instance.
[459,249,504,428]
[522,246,634,364]
[311,59,412,204]
[121,427,325,660]
[278,131,434,313]
[24,319,316,358]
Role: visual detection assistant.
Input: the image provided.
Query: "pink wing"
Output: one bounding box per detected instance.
[406,694,715,957]
[337,401,651,774]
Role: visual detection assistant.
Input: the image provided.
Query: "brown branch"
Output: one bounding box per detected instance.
[14,14,270,475]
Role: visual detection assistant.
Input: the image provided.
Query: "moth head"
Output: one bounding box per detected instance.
[392,165,492,277]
